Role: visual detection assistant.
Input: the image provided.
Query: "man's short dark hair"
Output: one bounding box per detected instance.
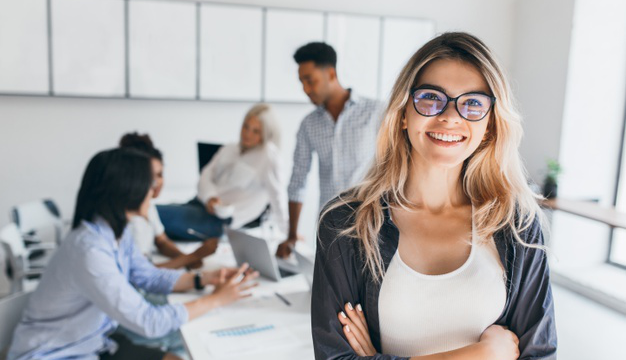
[293,42,337,68]
[72,148,152,238]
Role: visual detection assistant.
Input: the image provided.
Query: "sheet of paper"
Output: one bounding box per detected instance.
[201,323,299,357]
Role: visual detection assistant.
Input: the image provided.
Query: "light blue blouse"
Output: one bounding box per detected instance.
[8,218,188,360]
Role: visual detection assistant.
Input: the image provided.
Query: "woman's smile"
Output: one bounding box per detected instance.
[425,131,468,147]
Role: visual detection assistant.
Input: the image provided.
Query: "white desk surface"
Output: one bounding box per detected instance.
[167,241,315,360]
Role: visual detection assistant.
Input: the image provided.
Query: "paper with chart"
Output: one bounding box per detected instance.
[201,323,299,357]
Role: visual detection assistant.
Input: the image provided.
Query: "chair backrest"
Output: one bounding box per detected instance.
[0,245,11,299]
[0,291,31,359]
[0,224,26,259]
[11,199,63,244]
[197,142,223,173]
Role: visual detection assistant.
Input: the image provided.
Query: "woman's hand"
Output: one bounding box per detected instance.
[184,263,259,320]
[337,302,376,356]
[210,263,259,307]
[479,325,520,360]
[206,197,221,215]
[201,267,240,286]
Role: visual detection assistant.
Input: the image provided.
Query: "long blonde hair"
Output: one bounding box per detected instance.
[322,32,544,282]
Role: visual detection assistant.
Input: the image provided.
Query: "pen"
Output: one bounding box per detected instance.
[187,228,209,239]
[274,292,291,306]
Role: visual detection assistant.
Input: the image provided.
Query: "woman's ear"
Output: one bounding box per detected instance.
[401,117,407,130]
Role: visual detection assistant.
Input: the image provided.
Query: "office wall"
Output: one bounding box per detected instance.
[0,0,521,242]
[510,0,575,184]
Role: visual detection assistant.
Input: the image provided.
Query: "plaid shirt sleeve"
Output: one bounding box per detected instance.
[287,119,313,203]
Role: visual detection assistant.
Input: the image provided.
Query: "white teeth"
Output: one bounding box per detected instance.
[428,132,463,142]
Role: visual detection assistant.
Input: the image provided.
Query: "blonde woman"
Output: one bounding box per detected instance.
[159,103,288,240]
[312,32,556,360]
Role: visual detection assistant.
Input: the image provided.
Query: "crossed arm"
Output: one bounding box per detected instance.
[336,303,520,360]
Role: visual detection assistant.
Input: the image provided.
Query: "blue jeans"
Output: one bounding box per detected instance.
[114,292,185,356]
[157,199,231,241]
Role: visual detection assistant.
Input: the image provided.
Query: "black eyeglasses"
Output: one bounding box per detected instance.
[410,85,496,122]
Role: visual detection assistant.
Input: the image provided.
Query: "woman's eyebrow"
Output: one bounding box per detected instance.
[416,83,447,93]
[417,83,491,96]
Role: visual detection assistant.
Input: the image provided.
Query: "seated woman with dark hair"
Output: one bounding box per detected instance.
[8,148,258,360]
[119,132,215,269]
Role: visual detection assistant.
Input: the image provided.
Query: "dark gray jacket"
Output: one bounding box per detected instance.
[312,200,557,360]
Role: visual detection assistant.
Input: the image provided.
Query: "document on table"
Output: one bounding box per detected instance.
[201,323,300,357]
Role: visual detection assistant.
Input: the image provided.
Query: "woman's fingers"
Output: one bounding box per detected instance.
[355,303,368,330]
[234,263,249,277]
[241,270,260,284]
[512,332,520,345]
[223,267,240,277]
[337,310,376,356]
[227,263,250,284]
[344,303,369,339]
[238,282,259,292]
[342,325,367,356]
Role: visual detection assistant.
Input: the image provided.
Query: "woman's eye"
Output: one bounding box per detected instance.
[417,92,442,101]
[464,98,483,107]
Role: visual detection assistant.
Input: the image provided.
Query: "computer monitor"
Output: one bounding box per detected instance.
[197,142,222,173]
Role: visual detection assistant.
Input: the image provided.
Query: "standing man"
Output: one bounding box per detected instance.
[276,42,384,258]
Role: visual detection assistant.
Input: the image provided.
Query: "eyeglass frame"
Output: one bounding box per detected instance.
[409,85,496,122]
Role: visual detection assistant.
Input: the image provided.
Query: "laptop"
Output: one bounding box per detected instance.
[294,250,314,289]
[226,229,299,282]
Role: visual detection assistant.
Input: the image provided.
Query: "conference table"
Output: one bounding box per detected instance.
[166,240,315,360]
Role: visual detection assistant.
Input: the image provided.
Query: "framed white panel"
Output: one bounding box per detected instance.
[52,0,125,96]
[326,14,380,100]
[200,4,262,101]
[0,0,48,94]
[129,0,196,99]
[380,18,434,99]
[264,9,324,102]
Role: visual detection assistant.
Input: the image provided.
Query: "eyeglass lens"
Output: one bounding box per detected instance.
[412,88,493,121]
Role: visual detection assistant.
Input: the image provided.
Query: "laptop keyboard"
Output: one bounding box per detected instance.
[278,267,297,278]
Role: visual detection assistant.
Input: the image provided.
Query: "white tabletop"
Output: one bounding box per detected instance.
[167,240,315,360]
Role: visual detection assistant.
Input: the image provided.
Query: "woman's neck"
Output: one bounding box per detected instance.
[405,157,469,212]
[125,210,138,221]
[240,143,261,154]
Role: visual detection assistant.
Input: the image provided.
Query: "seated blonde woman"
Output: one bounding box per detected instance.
[158,103,288,241]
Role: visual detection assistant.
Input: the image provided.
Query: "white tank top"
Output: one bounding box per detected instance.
[378,224,506,357]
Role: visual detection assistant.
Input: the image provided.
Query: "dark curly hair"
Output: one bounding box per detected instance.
[119,132,163,162]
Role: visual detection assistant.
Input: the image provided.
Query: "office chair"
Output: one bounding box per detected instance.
[0,291,32,359]
[0,245,11,298]
[11,199,65,246]
[0,223,54,290]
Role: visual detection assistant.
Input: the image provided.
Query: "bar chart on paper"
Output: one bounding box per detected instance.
[201,323,299,357]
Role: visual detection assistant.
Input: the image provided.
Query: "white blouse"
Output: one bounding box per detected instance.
[378,225,506,357]
[129,203,165,257]
[197,142,288,235]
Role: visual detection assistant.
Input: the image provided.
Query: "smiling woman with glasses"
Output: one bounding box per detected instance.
[311,32,556,360]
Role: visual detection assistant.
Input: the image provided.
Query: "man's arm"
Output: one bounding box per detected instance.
[276,201,303,258]
[277,120,313,258]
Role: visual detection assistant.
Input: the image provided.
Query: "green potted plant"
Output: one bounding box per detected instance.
[543,158,562,199]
